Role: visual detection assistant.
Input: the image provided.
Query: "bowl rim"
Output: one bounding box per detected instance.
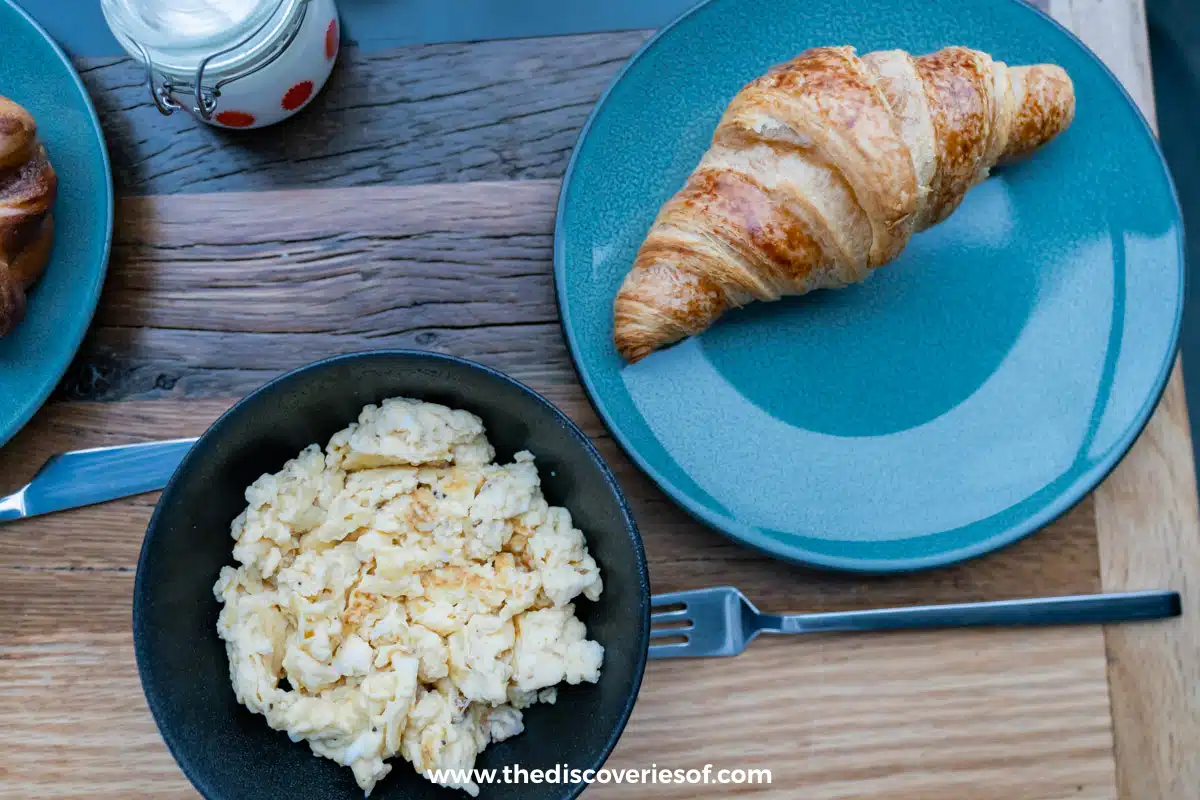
[551,0,1187,574]
[133,349,651,800]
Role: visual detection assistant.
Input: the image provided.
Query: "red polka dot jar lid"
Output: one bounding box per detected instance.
[101,0,340,129]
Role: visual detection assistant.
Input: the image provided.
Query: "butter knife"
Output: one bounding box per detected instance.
[0,438,197,523]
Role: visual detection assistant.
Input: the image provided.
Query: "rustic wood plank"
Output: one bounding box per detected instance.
[1048,0,1158,120]
[0,399,1101,614]
[1093,371,1200,799]
[0,394,1111,800]
[73,2,1058,198]
[75,32,650,197]
[0,633,189,800]
[0,167,1114,798]
[614,629,1115,800]
[60,182,563,400]
[1047,2,1200,798]
[0,623,1115,800]
[0,2,1167,798]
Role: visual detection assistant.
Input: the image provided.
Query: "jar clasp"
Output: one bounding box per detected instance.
[131,0,313,120]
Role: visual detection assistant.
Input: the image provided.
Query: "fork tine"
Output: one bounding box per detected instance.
[647,641,692,660]
[647,587,749,660]
[650,589,701,607]
[649,626,690,640]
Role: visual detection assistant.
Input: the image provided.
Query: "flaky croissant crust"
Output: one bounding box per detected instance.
[613,46,1075,362]
[1,96,57,338]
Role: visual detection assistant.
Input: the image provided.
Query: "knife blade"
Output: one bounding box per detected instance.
[0,438,198,523]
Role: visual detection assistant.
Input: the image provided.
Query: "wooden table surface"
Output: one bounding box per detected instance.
[2,0,1198,798]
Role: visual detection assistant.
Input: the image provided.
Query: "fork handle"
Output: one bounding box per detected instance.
[761,591,1181,634]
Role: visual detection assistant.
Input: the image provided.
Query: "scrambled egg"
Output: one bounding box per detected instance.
[214,398,604,795]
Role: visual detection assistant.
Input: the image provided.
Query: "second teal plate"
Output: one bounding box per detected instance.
[0,0,113,449]
[554,0,1184,571]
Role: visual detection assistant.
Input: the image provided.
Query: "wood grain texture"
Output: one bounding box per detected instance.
[72,2,1060,199]
[0,628,1115,800]
[74,32,650,197]
[60,182,562,401]
[0,400,1101,609]
[1048,5,1200,798]
[72,2,1057,198]
[0,634,185,800]
[609,630,1115,800]
[0,398,1110,799]
[0,0,1186,797]
[1048,0,1158,121]
[1093,371,1200,799]
[1056,4,1200,794]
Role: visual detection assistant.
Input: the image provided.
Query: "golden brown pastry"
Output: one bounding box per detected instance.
[612,46,1075,362]
[0,95,57,338]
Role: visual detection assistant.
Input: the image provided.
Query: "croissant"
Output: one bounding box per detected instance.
[612,46,1075,362]
[0,95,58,338]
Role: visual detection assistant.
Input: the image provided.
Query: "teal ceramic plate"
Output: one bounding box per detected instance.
[554,0,1184,571]
[0,0,113,448]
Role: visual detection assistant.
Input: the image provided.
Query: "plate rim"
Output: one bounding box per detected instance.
[552,0,1186,573]
[0,0,115,449]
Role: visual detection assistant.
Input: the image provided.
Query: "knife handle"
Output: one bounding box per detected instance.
[0,438,198,523]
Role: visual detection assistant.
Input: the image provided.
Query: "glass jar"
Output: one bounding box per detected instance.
[100,0,341,129]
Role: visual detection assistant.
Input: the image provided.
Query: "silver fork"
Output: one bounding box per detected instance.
[649,586,1182,659]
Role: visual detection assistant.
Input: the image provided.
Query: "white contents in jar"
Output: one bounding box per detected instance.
[119,0,262,40]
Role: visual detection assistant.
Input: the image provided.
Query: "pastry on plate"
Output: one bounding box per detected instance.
[612,46,1075,362]
[0,95,58,338]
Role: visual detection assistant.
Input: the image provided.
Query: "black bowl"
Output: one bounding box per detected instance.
[133,351,651,800]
